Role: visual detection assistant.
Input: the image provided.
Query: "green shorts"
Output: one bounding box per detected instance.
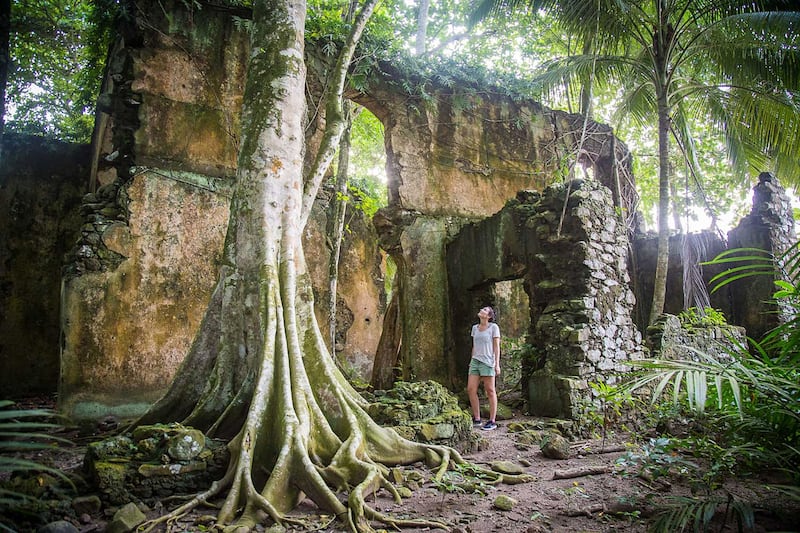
[468,358,495,377]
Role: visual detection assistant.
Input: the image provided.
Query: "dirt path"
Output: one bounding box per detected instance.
[282,416,796,533]
[8,405,800,532]
[355,420,648,533]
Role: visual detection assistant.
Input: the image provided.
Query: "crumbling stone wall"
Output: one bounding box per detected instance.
[633,172,796,339]
[646,314,746,362]
[362,74,636,385]
[447,180,645,419]
[727,172,797,340]
[59,0,387,419]
[70,0,639,403]
[0,134,88,397]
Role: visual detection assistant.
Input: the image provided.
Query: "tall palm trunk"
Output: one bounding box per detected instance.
[649,3,672,324]
[650,94,672,323]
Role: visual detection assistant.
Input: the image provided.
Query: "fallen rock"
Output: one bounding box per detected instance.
[71,494,102,515]
[106,502,145,533]
[37,521,79,533]
[493,494,517,511]
[541,433,570,459]
[490,460,525,475]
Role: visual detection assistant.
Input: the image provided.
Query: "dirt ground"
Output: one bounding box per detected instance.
[328,419,799,533]
[6,400,800,533]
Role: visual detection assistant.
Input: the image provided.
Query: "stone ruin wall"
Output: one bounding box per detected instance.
[3,0,793,421]
[360,65,636,385]
[57,1,387,418]
[726,172,797,339]
[56,0,639,416]
[447,182,645,419]
[646,314,747,363]
[633,171,797,340]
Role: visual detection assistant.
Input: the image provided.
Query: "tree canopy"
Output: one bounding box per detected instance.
[472,0,800,321]
[5,0,113,142]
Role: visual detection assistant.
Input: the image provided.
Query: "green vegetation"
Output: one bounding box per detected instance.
[6,0,114,142]
[676,307,728,329]
[0,401,73,531]
[586,381,636,446]
[622,242,800,530]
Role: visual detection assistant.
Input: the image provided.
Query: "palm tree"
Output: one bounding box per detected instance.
[472,0,800,324]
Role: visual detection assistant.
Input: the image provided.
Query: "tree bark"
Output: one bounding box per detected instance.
[371,273,401,390]
[649,8,671,325]
[328,101,352,353]
[415,0,430,55]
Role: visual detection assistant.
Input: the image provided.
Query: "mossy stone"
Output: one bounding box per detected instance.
[493,494,517,511]
[490,460,525,475]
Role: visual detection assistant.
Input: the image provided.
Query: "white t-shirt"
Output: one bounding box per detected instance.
[471,322,500,367]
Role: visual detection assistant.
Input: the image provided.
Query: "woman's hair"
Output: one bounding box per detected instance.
[486,306,496,322]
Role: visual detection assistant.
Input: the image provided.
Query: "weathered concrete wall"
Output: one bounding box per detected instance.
[0,134,88,398]
[72,0,639,398]
[58,1,386,418]
[60,171,231,418]
[362,74,635,385]
[447,181,645,418]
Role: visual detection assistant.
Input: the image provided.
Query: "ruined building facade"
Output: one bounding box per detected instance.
[0,0,793,420]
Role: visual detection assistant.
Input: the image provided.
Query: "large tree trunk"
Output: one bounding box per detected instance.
[137,2,530,531]
[371,273,402,390]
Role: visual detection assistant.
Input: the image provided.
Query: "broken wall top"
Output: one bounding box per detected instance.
[107,0,636,222]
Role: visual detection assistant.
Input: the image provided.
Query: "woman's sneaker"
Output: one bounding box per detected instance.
[481,421,497,431]
[472,418,482,427]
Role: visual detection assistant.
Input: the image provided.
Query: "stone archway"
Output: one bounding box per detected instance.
[350,66,638,388]
[447,183,645,419]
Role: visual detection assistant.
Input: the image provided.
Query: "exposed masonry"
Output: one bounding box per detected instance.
[447,180,645,419]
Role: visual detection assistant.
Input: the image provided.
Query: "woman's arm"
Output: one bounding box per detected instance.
[493,335,501,375]
[470,325,476,358]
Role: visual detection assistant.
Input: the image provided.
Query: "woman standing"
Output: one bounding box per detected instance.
[467,306,501,431]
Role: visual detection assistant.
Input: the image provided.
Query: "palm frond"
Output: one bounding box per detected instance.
[530,54,644,102]
[615,79,657,127]
[703,247,779,292]
[627,347,747,415]
[0,401,75,498]
[651,495,753,533]
[468,0,558,27]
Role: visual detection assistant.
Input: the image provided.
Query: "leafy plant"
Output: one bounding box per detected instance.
[586,381,635,447]
[650,494,754,533]
[0,400,73,531]
[628,346,745,416]
[677,307,728,332]
[626,242,800,524]
[617,437,697,481]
